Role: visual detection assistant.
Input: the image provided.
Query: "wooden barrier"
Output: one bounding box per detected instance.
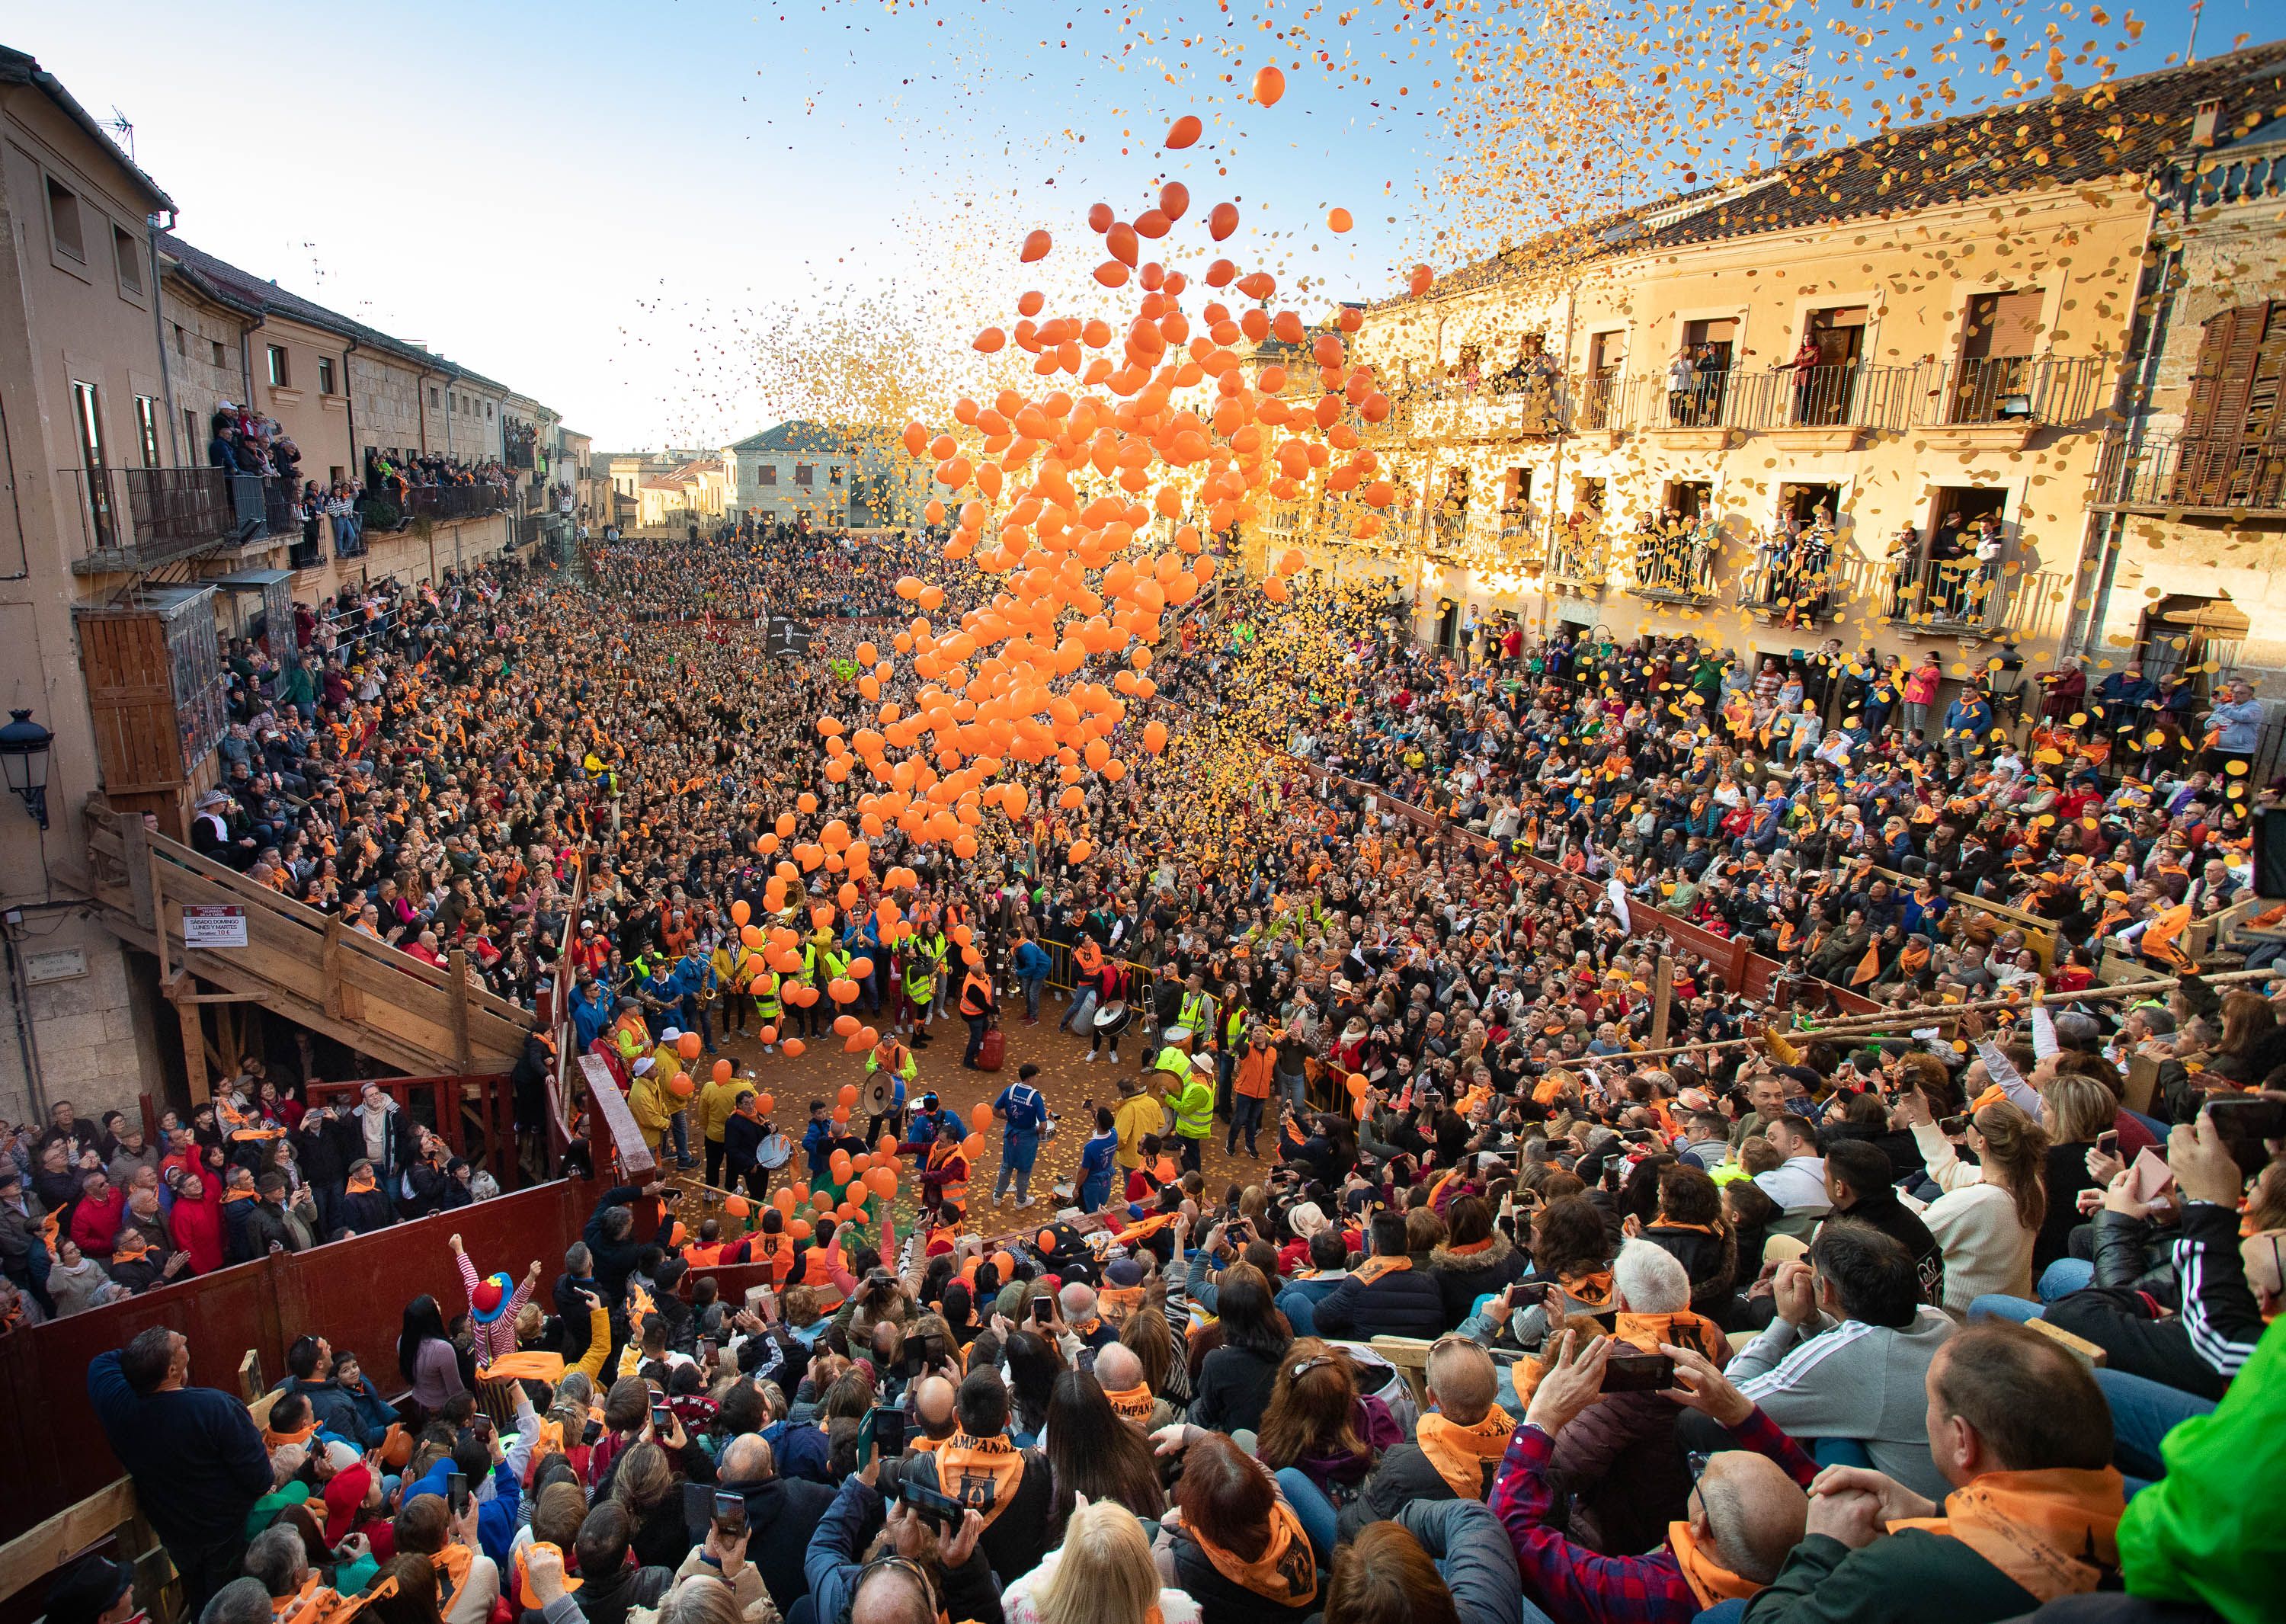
[0,1180,589,1543]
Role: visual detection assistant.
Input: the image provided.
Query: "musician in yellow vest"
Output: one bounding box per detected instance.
[751,964,782,1052]
[863,1034,919,1143]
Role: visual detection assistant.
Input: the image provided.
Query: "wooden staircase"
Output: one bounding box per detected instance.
[85,803,527,1088]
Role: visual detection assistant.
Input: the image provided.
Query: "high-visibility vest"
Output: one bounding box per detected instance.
[959,973,993,1016]
[792,1246,844,1310]
[1173,1076,1215,1139]
[902,959,935,1001]
[1179,991,1217,1038]
[753,970,781,1019]
[927,1142,968,1207]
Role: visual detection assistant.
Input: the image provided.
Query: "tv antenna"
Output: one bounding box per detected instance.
[100,107,135,161]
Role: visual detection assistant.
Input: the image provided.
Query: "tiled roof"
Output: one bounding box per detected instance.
[728,420,855,454]
[1387,38,2286,304]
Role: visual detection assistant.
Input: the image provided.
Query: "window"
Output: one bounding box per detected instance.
[174,323,187,357]
[795,464,815,487]
[1501,466,1532,516]
[46,177,85,262]
[267,345,290,389]
[486,402,494,420]
[1663,479,1714,521]
[329,466,344,485]
[758,465,777,486]
[72,380,113,549]
[317,358,335,396]
[1961,290,2043,360]
[431,387,441,407]
[134,396,162,468]
[114,225,143,296]
[184,407,199,453]
[829,465,844,485]
[210,340,225,369]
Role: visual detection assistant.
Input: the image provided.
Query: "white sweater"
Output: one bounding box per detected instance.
[1907,1121,2035,1308]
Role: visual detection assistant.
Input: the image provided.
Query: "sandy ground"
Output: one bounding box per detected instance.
[656,987,1277,1233]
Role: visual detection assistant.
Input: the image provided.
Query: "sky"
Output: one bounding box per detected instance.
[15,0,2239,449]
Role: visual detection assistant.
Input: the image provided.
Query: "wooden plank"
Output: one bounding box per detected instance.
[237,1349,262,1404]
[580,1053,656,1178]
[1650,954,1674,1049]
[322,914,345,1021]
[178,995,209,1107]
[0,1478,142,1605]
[2025,1316,2108,1369]
[448,949,473,1075]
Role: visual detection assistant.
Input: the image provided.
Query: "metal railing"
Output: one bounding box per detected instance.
[1545,528,1610,589]
[1885,549,2012,633]
[1914,353,2105,428]
[1622,527,1721,600]
[331,511,367,558]
[407,484,511,522]
[61,465,271,572]
[1577,367,1626,431]
[2091,429,2286,514]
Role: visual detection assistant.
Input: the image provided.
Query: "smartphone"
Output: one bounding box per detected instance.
[652,1402,672,1430]
[712,1491,747,1539]
[582,1417,603,1446]
[1031,1296,1054,1325]
[2128,1147,2177,1204]
[855,1405,880,1471]
[1938,1115,1969,1138]
[1503,1280,1552,1316]
[2096,1129,2119,1158]
[899,1477,964,1533]
[447,1471,469,1517]
[1599,1351,1675,1393]
[872,1407,907,1459]
[700,1337,719,1364]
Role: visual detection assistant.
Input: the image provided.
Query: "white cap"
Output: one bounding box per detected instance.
[661,1027,682,1042]
[633,1057,656,1076]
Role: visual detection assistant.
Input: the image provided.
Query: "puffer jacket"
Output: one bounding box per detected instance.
[1427,1232,1529,1325]
[1310,1255,1451,1341]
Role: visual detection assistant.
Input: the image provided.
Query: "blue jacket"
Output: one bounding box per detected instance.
[802,1118,834,1177]
[1012,941,1052,979]
[571,986,614,1049]
[407,1459,521,1568]
[88,1351,270,1552]
[1079,1130,1118,1183]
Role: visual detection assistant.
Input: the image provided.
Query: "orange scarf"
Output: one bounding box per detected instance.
[431,1542,473,1609]
[1414,1408,1517,1497]
[1351,1255,1412,1286]
[934,1430,1026,1527]
[347,1170,378,1195]
[1102,1383,1159,1426]
[1889,1469,2124,1603]
[1188,1499,1319,1610]
[264,1419,319,1452]
[1667,1521,1763,1607]
[112,1241,153,1267]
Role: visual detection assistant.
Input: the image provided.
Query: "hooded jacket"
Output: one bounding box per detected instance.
[1312,1254,1450,1341]
[1427,1231,1529,1325]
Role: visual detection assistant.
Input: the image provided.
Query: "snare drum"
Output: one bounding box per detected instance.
[1093,999,1132,1038]
[754,1131,792,1171]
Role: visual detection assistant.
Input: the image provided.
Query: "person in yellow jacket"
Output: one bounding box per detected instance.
[751,965,783,1053]
[1111,1072,1159,1173]
[710,940,756,1039]
[696,1066,748,1190]
[626,1056,673,1160]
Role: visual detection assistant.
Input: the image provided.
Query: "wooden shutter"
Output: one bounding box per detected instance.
[2176,303,2286,507]
[1963,289,2044,359]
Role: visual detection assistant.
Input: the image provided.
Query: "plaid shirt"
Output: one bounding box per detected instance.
[1490,1405,1817,1624]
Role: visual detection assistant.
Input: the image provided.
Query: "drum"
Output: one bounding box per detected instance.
[754,1131,792,1171]
[859,1071,898,1118]
[1093,999,1132,1037]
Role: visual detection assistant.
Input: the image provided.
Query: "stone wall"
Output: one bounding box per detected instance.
[351,350,424,458]
[0,918,166,1127]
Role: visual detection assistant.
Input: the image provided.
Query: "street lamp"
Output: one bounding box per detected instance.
[0,710,52,830]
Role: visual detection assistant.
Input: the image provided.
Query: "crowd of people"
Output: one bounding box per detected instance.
[587,523,976,624]
[0,1075,511,1321]
[34,524,2282,1624]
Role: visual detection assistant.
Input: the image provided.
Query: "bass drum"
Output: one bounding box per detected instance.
[1092,999,1132,1039]
[754,1131,793,1171]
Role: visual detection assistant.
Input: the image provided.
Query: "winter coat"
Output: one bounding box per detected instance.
[1311,1257,1451,1341]
[1426,1232,1529,1325]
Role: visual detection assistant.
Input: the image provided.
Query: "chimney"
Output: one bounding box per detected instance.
[2192,98,2223,149]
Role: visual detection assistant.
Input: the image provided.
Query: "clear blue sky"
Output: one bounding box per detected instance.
[14,0,2231,447]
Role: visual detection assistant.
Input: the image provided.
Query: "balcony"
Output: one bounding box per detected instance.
[1545,529,1609,593]
[1884,549,2017,637]
[1910,354,2107,450]
[1622,527,1721,605]
[407,484,511,522]
[65,466,271,575]
[1734,546,1840,626]
[2089,430,2286,517]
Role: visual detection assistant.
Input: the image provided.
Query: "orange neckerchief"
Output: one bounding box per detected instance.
[346,1170,378,1195]
[1352,1255,1412,1286]
[431,1544,473,1609]
[264,1419,319,1452]
[111,1240,154,1267]
[1101,1383,1158,1426]
[222,1187,260,1206]
[1188,1498,1320,1610]
[933,1430,1026,1527]
[1888,1469,2125,1603]
[1668,1521,1764,1607]
[1414,1407,1518,1497]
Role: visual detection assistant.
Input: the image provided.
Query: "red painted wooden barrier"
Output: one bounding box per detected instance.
[0,1179,591,1542]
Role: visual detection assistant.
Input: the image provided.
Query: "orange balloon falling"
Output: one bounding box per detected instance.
[1020,229,1051,263]
[1327,207,1353,232]
[1252,65,1285,106]
[1208,201,1239,241]
[1164,114,1202,149]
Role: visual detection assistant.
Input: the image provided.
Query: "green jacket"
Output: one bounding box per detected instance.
[1172,1077,1215,1139]
[1741,1527,2038,1624]
[2119,1315,2286,1624]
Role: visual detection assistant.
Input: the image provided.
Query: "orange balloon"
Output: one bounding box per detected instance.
[1208,202,1239,242]
[838,1084,860,1108]
[962,1132,985,1159]
[1020,229,1052,263]
[724,1196,750,1219]
[712,1059,732,1082]
[834,1014,860,1036]
[756,1093,774,1114]
[972,1100,995,1135]
[1327,207,1353,232]
[677,1032,702,1061]
[731,900,751,926]
[773,1187,796,1212]
[1410,264,1434,296]
[1165,114,1202,149]
[1253,65,1285,105]
[757,1025,778,1046]
[668,1072,694,1099]
[788,1219,812,1241]
[783,1038,807,1059]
